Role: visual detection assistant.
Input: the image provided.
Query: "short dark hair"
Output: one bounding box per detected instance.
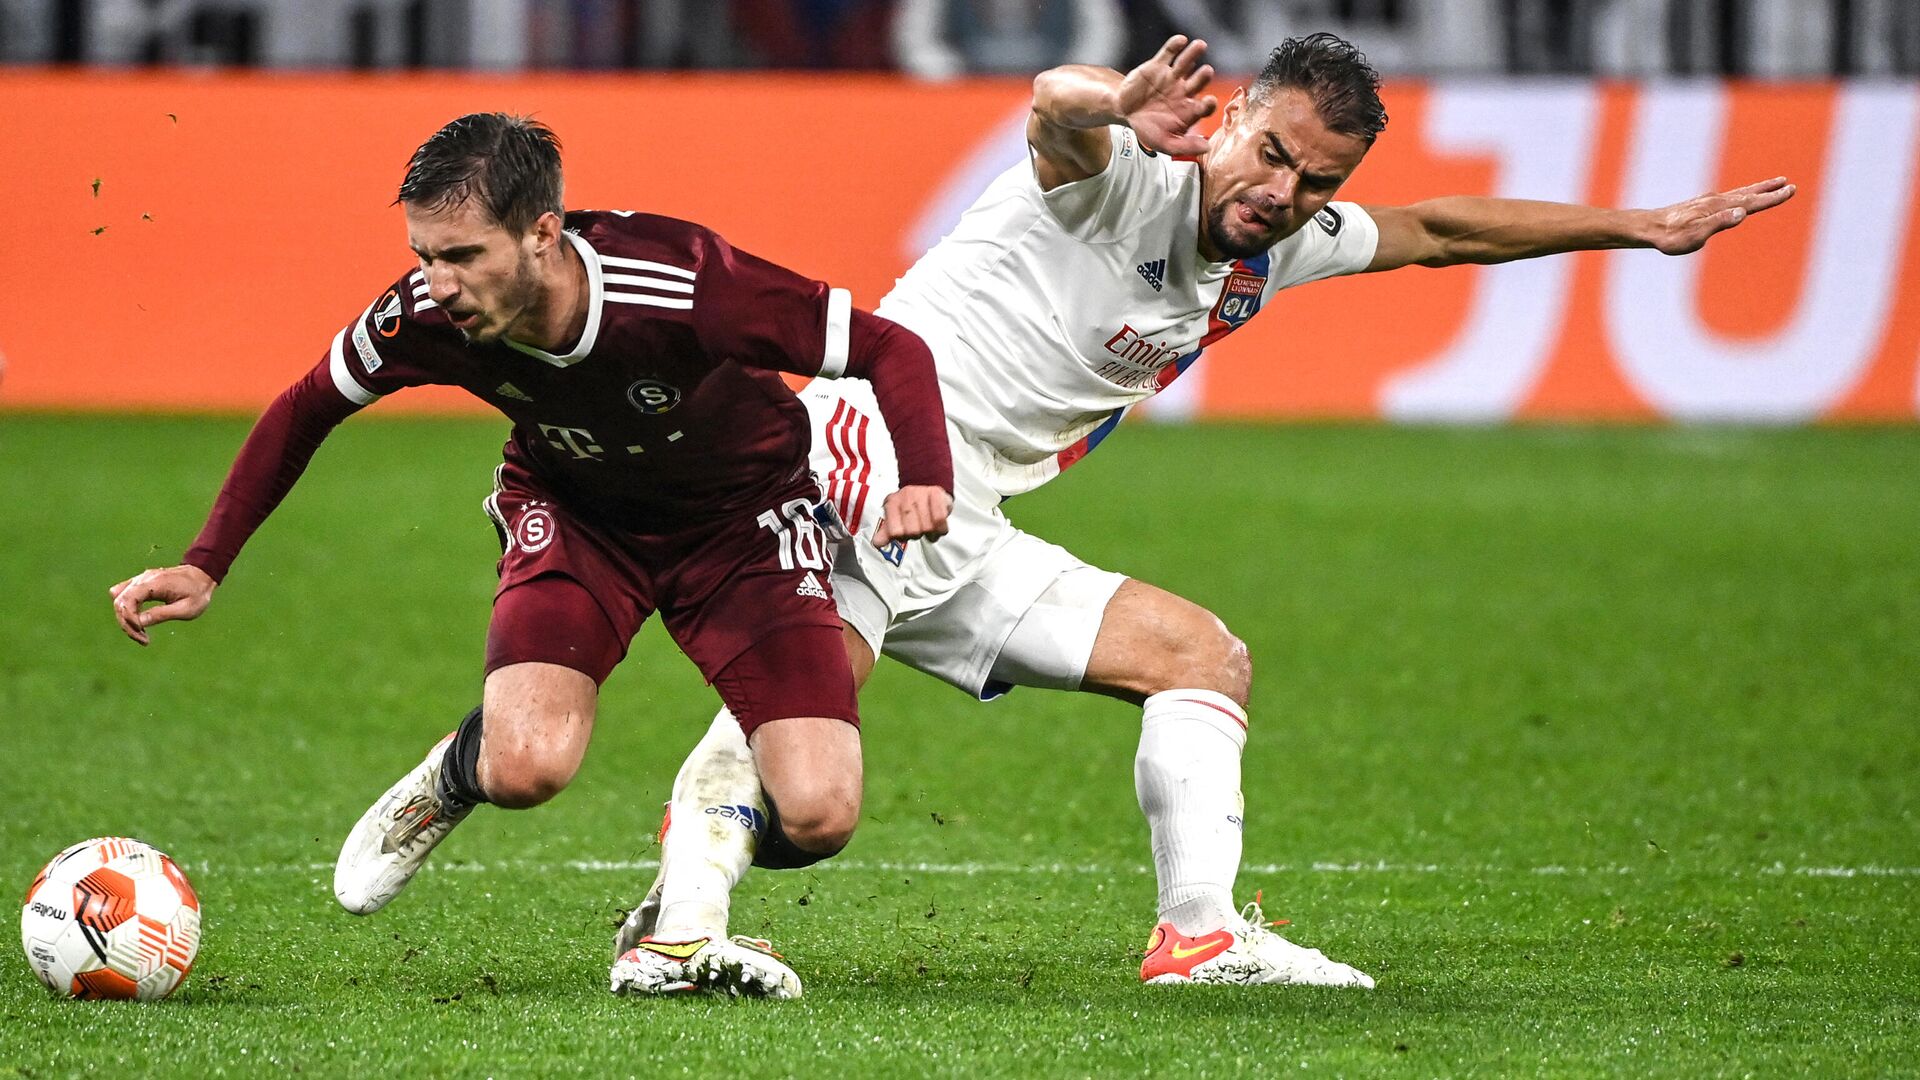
[396,113,564,234]
[1249,32,1388,143]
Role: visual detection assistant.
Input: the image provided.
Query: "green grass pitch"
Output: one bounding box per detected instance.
[2,414,1916,1077]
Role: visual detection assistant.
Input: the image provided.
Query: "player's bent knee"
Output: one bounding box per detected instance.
[480,765,569,809]
[781,795,859,855]
[753,756,861,868]
[737,651,862,865]
[478,660,597,809]
[478,740,580,809]
[1220,631,1253,709]
[755,795,856,867]
[764,763,861,856]
[1153,613,1252,708]
[746,708,863,849]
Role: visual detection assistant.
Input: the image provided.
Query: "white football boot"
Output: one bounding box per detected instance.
[1140,896,1375,988]
[333,733,475,915]
[610,936,802,999]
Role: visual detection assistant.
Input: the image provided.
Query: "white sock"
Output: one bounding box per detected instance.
[1135,689,1248,936]
[653,708,762,941]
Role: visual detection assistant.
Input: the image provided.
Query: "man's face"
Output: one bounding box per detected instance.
[404,197,543,344]
[1200,88,1371,261]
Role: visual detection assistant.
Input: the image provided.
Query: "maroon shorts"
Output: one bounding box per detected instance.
[480,458,857,734]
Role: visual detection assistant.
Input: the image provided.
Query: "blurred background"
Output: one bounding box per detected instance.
[4,0,1918,77]
[3,1,1918,421]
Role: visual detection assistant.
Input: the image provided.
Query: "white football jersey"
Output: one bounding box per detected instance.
[877,125,1379,495]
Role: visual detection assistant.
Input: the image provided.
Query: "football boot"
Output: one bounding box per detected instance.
[333,733,474,915]
[610,935,802,999]
[1141,895,1374,988]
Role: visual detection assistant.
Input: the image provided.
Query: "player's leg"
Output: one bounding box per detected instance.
[336,463,644,915]
[888,529,1367,987]
[609,697,822,999]
[639,624,875,943]
[613,598,883,956]
[739,624,875,864]
[615,379,947,960]
[1068,579,1372,987]
[468,659,599,807]
[1076,579,1251,937]
[612,467,868,998]
[333,574,622,915]
[612,621,864,999]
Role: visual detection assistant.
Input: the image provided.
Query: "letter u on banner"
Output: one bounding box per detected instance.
[1607,85,1920,421]
[1380,85,1601,421]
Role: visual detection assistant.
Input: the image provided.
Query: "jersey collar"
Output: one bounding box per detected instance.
[506,230,604,369]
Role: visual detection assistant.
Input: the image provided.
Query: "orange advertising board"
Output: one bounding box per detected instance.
[2,72,1916,420]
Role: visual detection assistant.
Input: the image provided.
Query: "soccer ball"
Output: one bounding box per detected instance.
[20,837,201,1000]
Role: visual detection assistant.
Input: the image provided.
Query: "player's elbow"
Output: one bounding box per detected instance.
[1411,224,1463,268]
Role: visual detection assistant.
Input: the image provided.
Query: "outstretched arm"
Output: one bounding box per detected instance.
[1363,177,1796,272]
[1028,35,1217,191]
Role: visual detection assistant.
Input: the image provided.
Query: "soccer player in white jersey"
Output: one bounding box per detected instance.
[618,32,1795,991]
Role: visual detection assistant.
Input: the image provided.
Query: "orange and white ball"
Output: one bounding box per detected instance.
[20,837,201,1000]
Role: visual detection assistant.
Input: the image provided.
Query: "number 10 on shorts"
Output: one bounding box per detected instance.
[757,499,827,570]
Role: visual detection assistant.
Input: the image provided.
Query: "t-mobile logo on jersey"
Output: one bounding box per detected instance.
[538,423,604,461]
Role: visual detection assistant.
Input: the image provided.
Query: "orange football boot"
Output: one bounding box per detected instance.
[1141,922,1236,982]
[1140,894,1374,987]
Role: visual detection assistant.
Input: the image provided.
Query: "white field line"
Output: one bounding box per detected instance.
[191,858,1920,880]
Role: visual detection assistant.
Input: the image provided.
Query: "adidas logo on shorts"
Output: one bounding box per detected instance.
[795,571,829,600]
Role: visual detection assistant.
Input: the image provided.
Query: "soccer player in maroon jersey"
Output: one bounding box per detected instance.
[107,113,954,998]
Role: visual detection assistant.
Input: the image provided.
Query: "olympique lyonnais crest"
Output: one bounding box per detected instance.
[1216,270,1266,329]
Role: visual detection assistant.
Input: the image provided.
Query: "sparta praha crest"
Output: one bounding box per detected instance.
[20,837,202,1000]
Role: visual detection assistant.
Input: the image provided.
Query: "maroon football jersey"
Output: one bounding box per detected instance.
[326,211,851,530]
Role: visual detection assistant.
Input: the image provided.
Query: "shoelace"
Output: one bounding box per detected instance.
[1239,891,1340,968]
[1239,889,1292,933]
[386,793,454,849]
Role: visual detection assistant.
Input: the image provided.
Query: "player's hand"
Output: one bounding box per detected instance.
[873,485,953,548]
[1117,35,1218,157]
[1645,176,1796,256]
[109,564,216,646]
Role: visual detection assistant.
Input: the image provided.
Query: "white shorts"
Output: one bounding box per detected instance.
[805,380,1126,700]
